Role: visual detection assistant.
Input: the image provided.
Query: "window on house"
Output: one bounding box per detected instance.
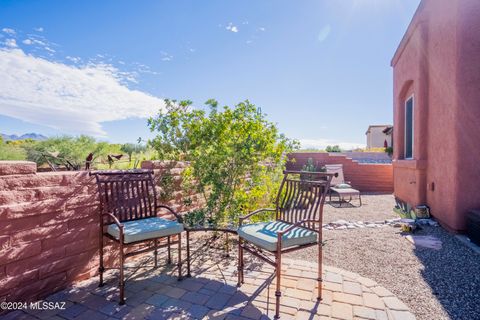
[405,96,414,159]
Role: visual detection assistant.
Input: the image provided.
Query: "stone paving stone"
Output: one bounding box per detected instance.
[332,292,364,306]
[297,278,316,292]
[181,291,210,305]
[83,294,111,310]
[219,284,239,295]
[226,292,250,309]
[163,286,187,299]
[375,309,389,320]
[363,293,385,310]
[74,309,109,320]
[204,281,224,291]
[161,298,192,313]
[357,277,377,288]
[125,289,154,306]
[280,296,301,309]
[325,272,343,284]
[57,303,88,320]
[353,306,377,319]
[145,293,170,307]
[205,292,233,309]
[98,301,129,316]
[382,297,409,311]
[122,303,156,320]
[177,279,204,292]
[204,309,228,319]
[65,289,91,304]
[316,304,331,316]
[370,286,394,297]
[31,252,416,320]
[240,304,263,319]
[342,281,363,295]
[331,301,353,320]
[187,304,210,318]
[199,288,218,296]
[387,309,416,320]
[322,281,343,292]
[295,310,319,320]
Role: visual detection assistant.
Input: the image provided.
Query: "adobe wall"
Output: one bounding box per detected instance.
[0,161,201,304]
[287,153,393,193]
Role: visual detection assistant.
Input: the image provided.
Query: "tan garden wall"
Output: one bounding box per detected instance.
[287,153,393,193]
[0,160,201,304]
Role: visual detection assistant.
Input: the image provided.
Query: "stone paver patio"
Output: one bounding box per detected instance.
[2,239,415,320]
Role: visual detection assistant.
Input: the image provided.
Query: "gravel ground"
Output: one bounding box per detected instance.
[323,193,398,224]
[287,194,480,320]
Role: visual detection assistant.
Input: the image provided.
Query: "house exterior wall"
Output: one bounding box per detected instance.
[366,126,392,149]
[391,0,480,231]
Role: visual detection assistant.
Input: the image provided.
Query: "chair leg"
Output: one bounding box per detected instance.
[119,241,125,305]
[98,233,104,287]
[359,194,362,207]
[154,239,158,268]
[274,251,282,319]
[186,230,191,277]
[177,233,183,280]
[167,236,172,264]
[225,232,230,258]
[237,238,244,287]
[317,240,323,300]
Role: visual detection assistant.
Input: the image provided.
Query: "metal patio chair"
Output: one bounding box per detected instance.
[93,170,184,305]
[237,170,336,319]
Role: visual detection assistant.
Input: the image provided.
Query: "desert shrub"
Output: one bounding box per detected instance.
[148,98,298,226]
[0,137,28,160]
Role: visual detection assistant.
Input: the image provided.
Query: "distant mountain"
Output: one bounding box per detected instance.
[1,133,48,141]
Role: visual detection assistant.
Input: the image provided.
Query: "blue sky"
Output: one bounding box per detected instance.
[0,0,420,148]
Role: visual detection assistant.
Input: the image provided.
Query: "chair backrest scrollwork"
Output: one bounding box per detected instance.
[276,171,335,232]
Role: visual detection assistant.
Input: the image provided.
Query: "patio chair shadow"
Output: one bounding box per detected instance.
[327,200,357,208]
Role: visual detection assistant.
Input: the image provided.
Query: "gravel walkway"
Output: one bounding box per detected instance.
[288,194,480,320]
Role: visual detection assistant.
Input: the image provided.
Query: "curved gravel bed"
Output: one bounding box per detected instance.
[288,194,480,320]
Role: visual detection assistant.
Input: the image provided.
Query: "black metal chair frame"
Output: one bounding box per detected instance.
[93,170,184,305]
[237,170,336,319]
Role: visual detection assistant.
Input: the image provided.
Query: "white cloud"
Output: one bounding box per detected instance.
[21,36,47,48]
[0,48,166,136]
[2,28,16,35]
[258,27,266,32]
[66,55,81,63]
[5,39,17,48]
[318,24,331,42]
[298,138,365,150]
[160,51,173,61]
[226,23,239,33]
[34,27,44,32]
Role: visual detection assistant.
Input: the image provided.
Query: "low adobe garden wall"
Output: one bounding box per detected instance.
[0,160,202,304]
[287,152,393,193]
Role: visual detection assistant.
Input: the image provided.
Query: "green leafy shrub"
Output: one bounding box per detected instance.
[148,98,298,226]
[325,145,342,152]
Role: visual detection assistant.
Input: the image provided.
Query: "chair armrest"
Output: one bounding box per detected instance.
[102,212,125,242]
[239,208,276,226]
[102,212,123,229]
[156,204,183,223]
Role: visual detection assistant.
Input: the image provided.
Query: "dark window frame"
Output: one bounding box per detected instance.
[405,96,414,159]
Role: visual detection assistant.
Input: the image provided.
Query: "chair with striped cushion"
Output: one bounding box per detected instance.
[237,170,336,319]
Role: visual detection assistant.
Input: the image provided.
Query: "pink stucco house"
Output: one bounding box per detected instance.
[391,0,480,232]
